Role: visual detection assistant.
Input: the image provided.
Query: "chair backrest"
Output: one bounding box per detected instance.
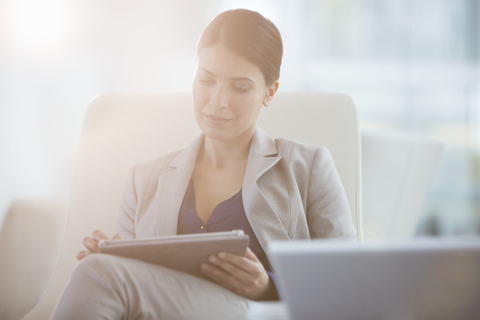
[23,92,362,319]
[361,130,443,239]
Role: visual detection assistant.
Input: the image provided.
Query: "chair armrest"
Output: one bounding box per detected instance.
[0,200,67,320]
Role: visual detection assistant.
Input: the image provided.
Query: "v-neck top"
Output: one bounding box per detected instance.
[176,179,271,272]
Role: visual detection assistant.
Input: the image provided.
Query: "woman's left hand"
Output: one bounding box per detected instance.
[201,247,272,300]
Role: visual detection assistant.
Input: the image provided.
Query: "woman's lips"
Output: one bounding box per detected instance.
[205,114,230,125]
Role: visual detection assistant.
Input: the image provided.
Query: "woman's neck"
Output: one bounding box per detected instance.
[199,128,254,169]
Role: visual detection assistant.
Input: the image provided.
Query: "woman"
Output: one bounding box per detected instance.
[52,8,356,320]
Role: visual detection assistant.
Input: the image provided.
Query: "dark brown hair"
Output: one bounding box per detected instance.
[197,9,283,86]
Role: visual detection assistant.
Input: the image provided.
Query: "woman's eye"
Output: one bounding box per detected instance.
[199,78,214,86]
[232,85,249,93]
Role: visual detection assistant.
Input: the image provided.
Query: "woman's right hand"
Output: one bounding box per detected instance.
[77,230,123,261]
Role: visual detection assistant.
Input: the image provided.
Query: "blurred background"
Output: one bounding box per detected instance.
[1,0,479,236]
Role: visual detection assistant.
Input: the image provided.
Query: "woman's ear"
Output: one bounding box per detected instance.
[263,81,279,107]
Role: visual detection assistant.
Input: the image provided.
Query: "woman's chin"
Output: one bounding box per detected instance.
[201,127,232,141]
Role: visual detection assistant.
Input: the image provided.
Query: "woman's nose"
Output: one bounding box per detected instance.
[209,85,228,110]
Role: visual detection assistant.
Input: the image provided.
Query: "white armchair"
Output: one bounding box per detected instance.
[0,200,67,320]
[22,92,362,319]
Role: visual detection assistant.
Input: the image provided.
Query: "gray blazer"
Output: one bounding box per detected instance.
[116,126,357,251]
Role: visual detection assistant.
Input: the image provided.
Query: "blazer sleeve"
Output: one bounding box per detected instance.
[306,146,357,240]
[116,164,138,239]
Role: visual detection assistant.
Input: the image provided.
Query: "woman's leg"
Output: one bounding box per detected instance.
[52,254,250,320]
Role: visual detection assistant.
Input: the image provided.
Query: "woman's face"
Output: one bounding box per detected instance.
[192,43,278,143]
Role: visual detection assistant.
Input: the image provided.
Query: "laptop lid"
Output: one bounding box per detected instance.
[268,240,480,320]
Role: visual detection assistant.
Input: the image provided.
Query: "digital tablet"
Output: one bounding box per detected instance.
[99,230,249,277]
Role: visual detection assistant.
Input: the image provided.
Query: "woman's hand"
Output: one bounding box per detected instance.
[201,247,273,300]
[76,230,123,261]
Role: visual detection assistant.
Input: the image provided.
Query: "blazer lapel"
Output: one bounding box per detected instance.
[155,134,204,236]
[154,127,290,249]
[243,127,290,251]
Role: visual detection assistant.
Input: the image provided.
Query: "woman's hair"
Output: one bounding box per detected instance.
[197,9,283,86]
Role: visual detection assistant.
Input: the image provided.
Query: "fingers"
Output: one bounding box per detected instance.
[216,251,259,275]
[79,231,121,260]
[112,234,123,240]
[201,257,269,300]
[83,230,120,253]
[201,249,271,300]
[201,263,246,294]
[83,236,100,253]
[92,230,109,242]
[206,254,252,284]
[76,250,90,261]
[202,251,264,289]
[245,247,260,263]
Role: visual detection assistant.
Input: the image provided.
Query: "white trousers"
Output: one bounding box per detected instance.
[52,254,251,320]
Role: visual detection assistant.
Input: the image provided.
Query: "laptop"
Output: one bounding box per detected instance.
[268,239,480,320]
